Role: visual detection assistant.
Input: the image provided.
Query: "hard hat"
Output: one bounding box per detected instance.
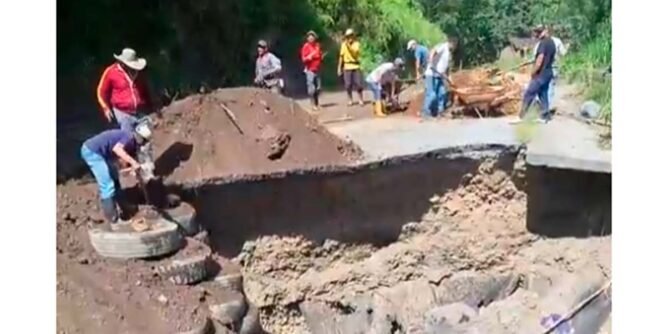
[344,28,355,37]
[394,57,405,67]
[135,120,152,139]
[406,40,417,50]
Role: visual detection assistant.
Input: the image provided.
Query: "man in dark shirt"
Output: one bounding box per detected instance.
[80,121,152,224]
[519,25,557,123]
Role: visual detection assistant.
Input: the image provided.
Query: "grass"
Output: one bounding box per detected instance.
[561,19,611,125]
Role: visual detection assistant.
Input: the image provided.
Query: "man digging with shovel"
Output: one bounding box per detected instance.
[80,120,154,228]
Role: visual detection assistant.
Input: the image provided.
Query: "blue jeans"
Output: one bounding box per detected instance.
[112,108,146,132]
[304,70,321,96]
[422,75,447,117]
[521,74,553,120]
[367,80,382,101]
[80,145,119,200]
[536,71,557,109]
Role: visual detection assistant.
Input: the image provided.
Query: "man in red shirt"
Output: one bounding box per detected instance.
[97,48,153,132]
[300,31,323,111]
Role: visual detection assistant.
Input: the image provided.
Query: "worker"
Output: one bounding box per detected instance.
[80,121,152,225]
[97,48,154,132]
[406,40,430,80]
[301,30,324,111]
[516,24,557,123]
[337,28,364,106]
[422,38,457,118]
[254,40,284,94]
[366,58,405,117]
[532,26,568,111]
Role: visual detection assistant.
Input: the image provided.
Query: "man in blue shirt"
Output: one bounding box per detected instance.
[518,25,557,123]
[80,120,152,224]
[406,40,429,80]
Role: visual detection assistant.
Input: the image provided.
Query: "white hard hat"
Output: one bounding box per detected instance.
[344,28,355,37]
[135,121,152,139]
[406,40,417,50]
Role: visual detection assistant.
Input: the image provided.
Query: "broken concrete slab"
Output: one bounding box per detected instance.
[525,117,611,173]
[326,116,520,161]
[325,115,610,174]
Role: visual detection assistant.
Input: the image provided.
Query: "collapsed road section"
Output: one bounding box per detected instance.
[57,87,611,334]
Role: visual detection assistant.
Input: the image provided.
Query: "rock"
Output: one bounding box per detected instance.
[266,132,291,160]
[580,100,601,119]
[77,257,89,265]
[424,303,478,334]
[209,294,248,326]
[157,294,168,305]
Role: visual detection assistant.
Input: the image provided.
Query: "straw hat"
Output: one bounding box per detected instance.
[306,30,318,39]
[114,48,147,71]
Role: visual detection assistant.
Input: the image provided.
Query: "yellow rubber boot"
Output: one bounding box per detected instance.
[374,101,387,117]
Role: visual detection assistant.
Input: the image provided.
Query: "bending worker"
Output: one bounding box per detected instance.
[254,40,284,94]
[406,40,430,80]
[366,58,405,117]
[80,121,152,225]
[97,48,153,132]
[422,38,456,118]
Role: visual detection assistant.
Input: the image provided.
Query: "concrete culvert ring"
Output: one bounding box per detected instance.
[176,317,214,334]
[213,272,244,293]
[239,304,263,334]
[155,237,212,285]
[164,201,200,236]
[88,219,183,259]
[209,291,248,328]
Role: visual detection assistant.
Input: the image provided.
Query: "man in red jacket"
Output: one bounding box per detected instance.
[97,48,153,132]
[300,31,323,111]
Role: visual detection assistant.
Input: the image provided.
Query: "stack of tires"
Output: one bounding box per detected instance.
[88,202,265,334]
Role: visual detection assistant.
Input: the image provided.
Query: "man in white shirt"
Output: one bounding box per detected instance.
[366,58,405,117]
[422,37,457,118]
[533,28,568,111]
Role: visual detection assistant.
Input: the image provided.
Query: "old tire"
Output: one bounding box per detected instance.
[177,317,214,334]
[209,292,248,327]
[213,272,244,293]
[156,238,212,285]
[88,219,183,259]
[157,255,211,285]
[239,304,263,334]
[164,202,200,236]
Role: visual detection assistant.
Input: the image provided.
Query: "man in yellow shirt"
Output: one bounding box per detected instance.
[338,28,364,106]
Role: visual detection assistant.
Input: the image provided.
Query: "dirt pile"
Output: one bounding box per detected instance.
[151,87,362,184]
[235,157,611,334]
[407,67,532,118]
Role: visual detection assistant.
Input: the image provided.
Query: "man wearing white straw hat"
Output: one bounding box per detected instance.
[96,48,154,132]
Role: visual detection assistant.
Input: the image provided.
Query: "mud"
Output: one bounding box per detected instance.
[227,155,612,334]
[151,87,362,185]
[57,139,611,333]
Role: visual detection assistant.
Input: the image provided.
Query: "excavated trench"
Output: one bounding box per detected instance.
[174,146,611,334]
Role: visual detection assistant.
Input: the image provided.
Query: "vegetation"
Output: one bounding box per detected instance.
[57,0,443,116]
[57,0,611,123]
[561,18,612,124]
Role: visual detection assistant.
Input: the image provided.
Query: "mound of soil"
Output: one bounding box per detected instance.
[151,87,362,184]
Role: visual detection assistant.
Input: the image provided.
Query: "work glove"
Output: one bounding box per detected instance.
[137,162,156,183]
